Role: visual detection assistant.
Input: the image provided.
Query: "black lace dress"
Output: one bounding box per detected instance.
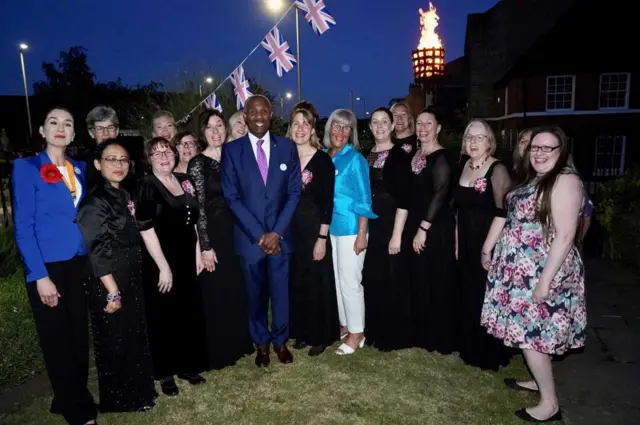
[136,174,208,379]
[454,161,513,370]
[404,149,457,353]
[289,151,339,347]
[362,143,413,351]
[188,154,254,369]
[77,181,155,412]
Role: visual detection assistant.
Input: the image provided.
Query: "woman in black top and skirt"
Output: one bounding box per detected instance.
[362,107,413,351]
[287,102,339,356]
[77,140,155,412]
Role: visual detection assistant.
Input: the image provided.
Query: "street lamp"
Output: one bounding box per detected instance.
[19,43,32,140]
[279,91,294,117]
[266,0,302,102]
[199,76,214,97]
[356,97,367,119]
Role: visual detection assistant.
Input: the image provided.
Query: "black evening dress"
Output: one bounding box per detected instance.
[136,173,208,379]
[362,142,413,351]
[289,151,340,348]
[187,154,254,369]
[454,161,513,370]
[77,181,155,412]
[404,148,457,354]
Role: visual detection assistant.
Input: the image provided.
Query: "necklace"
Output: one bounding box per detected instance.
[468,157,487,170]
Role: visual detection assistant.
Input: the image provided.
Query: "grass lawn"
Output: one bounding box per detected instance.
[0,272,43,389]
[0,341,548,425]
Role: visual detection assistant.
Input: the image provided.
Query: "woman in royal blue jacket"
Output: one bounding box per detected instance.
[12,107,97,425]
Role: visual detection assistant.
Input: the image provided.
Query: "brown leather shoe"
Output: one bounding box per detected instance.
[274,344,293,364]
[255,344,270,367]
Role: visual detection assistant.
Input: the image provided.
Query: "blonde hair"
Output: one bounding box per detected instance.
[461,119,497,156]
[227,110,245,142]
[286,108,321,150]
[390,101,415,135]
[324,109,359,150]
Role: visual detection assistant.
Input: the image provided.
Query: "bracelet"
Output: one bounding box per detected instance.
[106,291,121,303]
[318,234,328,240]
[419,225,428,232]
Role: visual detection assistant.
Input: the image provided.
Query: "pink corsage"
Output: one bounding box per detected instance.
[401,144,413,154]
[473,177,488,193]
[301,169,313,188]
[181,180,196,196]
[373,150,390,169]
[127,200,136,219]
[411,155,426,175]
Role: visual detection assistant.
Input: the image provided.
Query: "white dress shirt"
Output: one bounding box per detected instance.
[248,131,271,164]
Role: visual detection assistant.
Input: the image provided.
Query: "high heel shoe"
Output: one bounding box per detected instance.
[335,337,365,355]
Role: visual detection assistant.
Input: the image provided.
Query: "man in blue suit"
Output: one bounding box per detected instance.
[221,95,301,367]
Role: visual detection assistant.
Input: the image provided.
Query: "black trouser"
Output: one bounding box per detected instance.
[26,255,97,425]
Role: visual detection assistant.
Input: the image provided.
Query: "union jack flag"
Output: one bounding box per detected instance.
[261,26,297,78]
[230,65,252,109]
[204,92,223,112]
[295,0,336,35]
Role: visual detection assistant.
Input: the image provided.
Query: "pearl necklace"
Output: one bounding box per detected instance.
[468,157,487,170]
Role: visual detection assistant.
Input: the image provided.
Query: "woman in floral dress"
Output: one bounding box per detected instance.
[481,125,586,423]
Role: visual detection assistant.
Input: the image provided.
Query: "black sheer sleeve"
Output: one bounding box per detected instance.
[490,162,511,218]
[425,152,453,223]
[316,153,335,225]
[135,177,158,231]
[187,155,210,251]
[77,195,114,278]
[385,146,412,210]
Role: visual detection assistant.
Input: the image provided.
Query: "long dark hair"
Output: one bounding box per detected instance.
[512,128,532,183]
[518,125,572,232]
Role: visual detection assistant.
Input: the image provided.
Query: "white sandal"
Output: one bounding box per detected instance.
[335,337,366,355]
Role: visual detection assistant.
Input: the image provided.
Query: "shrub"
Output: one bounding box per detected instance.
[596,169,640,269]
[0,225,20,278]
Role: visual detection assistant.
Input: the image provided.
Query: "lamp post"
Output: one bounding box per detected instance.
[19,43,32,140]
[267,0,302,102]
[279,91,293,117]
[356,97,367,119]
[199,76,214,97]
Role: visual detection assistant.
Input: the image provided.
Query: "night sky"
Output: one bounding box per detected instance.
[0,0,498,118]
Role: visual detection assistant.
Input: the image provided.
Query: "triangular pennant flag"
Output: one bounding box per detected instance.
[295,0,336,35]
[261,26,297,78]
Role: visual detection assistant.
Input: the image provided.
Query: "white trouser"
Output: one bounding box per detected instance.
[330,234,366,333]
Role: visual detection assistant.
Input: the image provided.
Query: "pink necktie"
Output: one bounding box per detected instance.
[256,139,268,184]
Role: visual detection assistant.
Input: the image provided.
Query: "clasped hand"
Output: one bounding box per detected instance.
[259,232,281,255]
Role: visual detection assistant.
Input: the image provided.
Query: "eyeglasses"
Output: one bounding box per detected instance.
[151,150,175,159]
[530,145,561,153]
[331,123,352,133]
[463,134,488,143]
[102,156,130,167]
[177,141,197,149]
[93,125,117,134]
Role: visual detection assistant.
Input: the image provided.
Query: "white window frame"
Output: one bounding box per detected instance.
[593,135,626,177]
[546,75,575,111]
[599,73,630,110]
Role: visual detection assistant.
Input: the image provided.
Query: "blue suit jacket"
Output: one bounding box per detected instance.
[221,134,301,261]
[12,151,87,282]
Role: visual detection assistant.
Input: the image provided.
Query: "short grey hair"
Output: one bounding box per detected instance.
[86,105,119,129]
[323,109,359,150]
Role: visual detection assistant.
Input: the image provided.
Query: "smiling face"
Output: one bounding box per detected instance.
[204,115,226,148]
[176,134,197,164]
[392,104,410,134]
[463,123,491,159]
[244,97,272,138]
[40,109,75,147]
[290,112,314,146]
[415,112,440,144]
[530,132,562,174]
[152,116,176,141]
[149,141,176,174]
[370,111,394,142]
[95,144,130,185]
[230,114,247,140]
[330,119,352,150]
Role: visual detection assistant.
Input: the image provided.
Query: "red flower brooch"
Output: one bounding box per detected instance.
[40,164,63,184]
[127,200,136,219]
[301,169,313,188]
[181,180,196,196]
[473,177,488,193]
